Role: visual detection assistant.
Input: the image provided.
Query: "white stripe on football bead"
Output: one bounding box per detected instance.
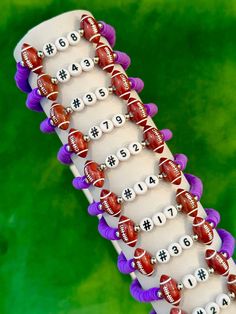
[134,250,146,260]
[89,33,100,42]
[76,149,88,156]
[176,189,185,197]
[58,121,69,128]
[80,15,88,22]
[143,126,153,133]
[103,64,113,71]
[47,91,59,99]
[111,71,121,79]
[205,250,216,260]
[112,209,121,217]
[153,144,164,152]
[96,43,106,50]
[51,103,60,109]
[33,65,43,72]
[21,45,33,52]
[118,218,130,224]
[223,268,230,276]
[228,277,236,284]
[38,73,47,80]
[205,239,213,245]
[193,219,205,227]
[86,160,93,166]
[127,239,137,245]
[173,297,181,306]
[120,91,130,98]
[188,208,198,216]
[160,276,172,286]
[127,98,139,106]
[159,158,167,167]
[100,190,112,199]
[137,118,147,125]
[171,175,182,184]
[93,178,105,186]
[69,129,79,137]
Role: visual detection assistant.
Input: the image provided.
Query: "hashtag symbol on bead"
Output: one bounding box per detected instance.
[142,220,152,231]
[58,69,68,81]
[45,44,54,55]
[90,127,99,138]
[73,98,80,108]
[107,156,116,167]
[123,189,133,199]
[158,250,167,262]
[197,269,207,281]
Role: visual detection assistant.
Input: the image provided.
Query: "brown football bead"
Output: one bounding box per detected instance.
[192,217,214,245]
[176,189,198,217]
[50,103,71,130]
[37,73,58,101]
[143,125,165,153]
[127,97,148,127]
[100,189,122,217]
[118,215,138,247]
[227,274,236,295]
[111,70,131,100]
[84,160,105,188]
[68,129,88,158]
[96,42,114,73]
[133,248,155,276]
[80,14,101,43]
[159,158,182,185]
[205,249,229,276]
[21,43,43,74]
[160,275,181,306]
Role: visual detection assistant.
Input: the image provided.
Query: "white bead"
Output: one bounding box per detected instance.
[67,31,80,45]
[55,36,69,51]
[121,187,136,202]
[128,142,142,155]
[152,212,166,227]
[105,154,119,169]
[182,274,197,289]
[192,307,206,314]
[163,205,178,220]
[68,63,82,77]
[145,175,159,189]
[83,92,97,106]
[80,57,94,71]
[156,249,170,264]
[88,126,102,140]
[179,235,193,249]
[216,293,231,308]
[116,147,131,161]
[168,242,183,257]
[70,97,84,112]
[133,181,148,195]
[95,87,109,100]
[194,267,209,283]
[205,302,220,314]
[112,114,126,127]
[140,218,154,232]
[56,68,70,83]
[43,42,57,57]
[100,119,114,133]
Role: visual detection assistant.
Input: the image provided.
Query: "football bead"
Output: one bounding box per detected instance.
[68,128,88,158]
[100,189,122,217]
[127,98,148,126]
[96,42,114,73]
[160,275,181,306]
[170,309,187,314]
[111,70,131,100]
[80,14,101,43]
[192,217,214,245]
[159,158,182,185]
[84,160,105,188]
[133,248,155,276]
[21,43,43,74]
[118,215,138,247]
[227,274,236,295]
[143,125,165,153]
[176,189,198,217]
[37,73,59,101]
[50,103,71,130]
[205,250,229,276]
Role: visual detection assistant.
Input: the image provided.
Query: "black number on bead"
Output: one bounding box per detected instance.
[59,38,66,47]
[149,176,156,184]
[84,59,91,67]
[210,307,217,314]
[132,144,139,152]
[103,121,109,129]
[116,115,123,124]
[222,298,228,306]
[172,245,179,255]
[183,237,191,247]
[168,207,173,216]
[99,88,105,97]
[70,33,78,41]
[72,63,79,71]
[120,149,127,158]
[86,94,93,102]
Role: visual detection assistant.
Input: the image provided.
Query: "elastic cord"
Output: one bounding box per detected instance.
[130,279,162,303]
[184,173,203,201]
[98,217,119,240]
[117,252,135,274]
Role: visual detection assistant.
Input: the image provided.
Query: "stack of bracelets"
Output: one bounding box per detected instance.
[14,11,235,314]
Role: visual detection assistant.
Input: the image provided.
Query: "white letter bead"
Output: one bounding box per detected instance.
[145,175,159,189]
[182,274,197,289]
[179,235,193,249]
[128,142,142,155]
[152,212,166,227]
[168,243,182,257]
[205,303,220,314]
[163,205,178,220]
[216,293,231,308]
[133,181,148,195]
[56,68,71,83]
[43,42,57,57]
[55,37,69,51]
[140,218,154,232]
[112,114,126,127]
[67,31,80,45]
[80,58,94,71]
[194,268,209,283]
[116,147,131,161]
[95,87,109,100]
[70,97,84,112]
[121,187,136,202]
[100,120,114,133]
[105,155,119,169]
[192,307,206,314]
[88,126,102,140]
[83,92,97,106]
[68,63,82,77]
[156,249,170,264]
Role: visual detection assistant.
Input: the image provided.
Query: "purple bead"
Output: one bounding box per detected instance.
[144,103,158,117]
[150,310,157,314]
[218,228,235,259]
[98,217,119,241]
[160,129,173,141]
[99,21,116,47]
[40,118,55,133]
[174,153,188,171]
[57,144,72,165]
[117,252,135,274]
[205,208,221,228]
[114,51,131,70]
[72,175,91,190]
[185,173,203,200]
[129,77,144,93]
[26,88,43,112]
[130,279,162,303]
[87,201,103,216]
[15,62,31,93]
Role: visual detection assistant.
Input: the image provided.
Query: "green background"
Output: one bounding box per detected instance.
[0,0,236,313]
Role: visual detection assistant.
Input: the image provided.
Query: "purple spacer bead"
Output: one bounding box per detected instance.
[117,252,135,274]
[129,77,144,93]
[160,129,173,142]
[98,21,116,47]
[150,310,157,314]
[87,201,103,216]
[174,153,188,171]
[57,144,72,165]
[26,88,43,112]
[144,103,158,117]
[218,228,235,259]
[130,279,162,303]
[98,217,119,241]
[114,51,131,70]
[72,175,90,190]
[185,173,203,200]
[205,208,221,228]
[40,118,55,133]
[15,62,31,93]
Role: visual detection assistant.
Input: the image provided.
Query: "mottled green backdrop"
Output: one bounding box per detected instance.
[0,0,235,313]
